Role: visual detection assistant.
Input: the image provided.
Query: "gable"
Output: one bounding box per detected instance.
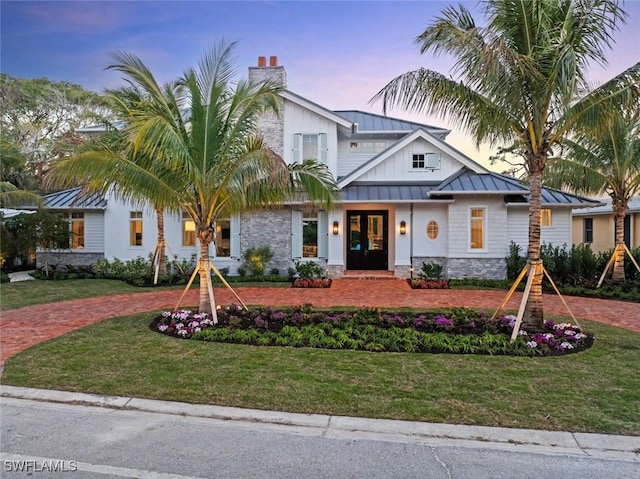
[338,128,488,188]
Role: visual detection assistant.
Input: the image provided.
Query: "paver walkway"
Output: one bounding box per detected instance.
[1,279,639,365]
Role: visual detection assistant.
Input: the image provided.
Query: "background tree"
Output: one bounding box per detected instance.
[1,210,69,274]
[0,74,114,188]
[0,134,41,207]
[372,0,637,328]
[545,97,640,284]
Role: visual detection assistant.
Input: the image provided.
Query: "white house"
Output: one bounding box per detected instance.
[35,56,599,279]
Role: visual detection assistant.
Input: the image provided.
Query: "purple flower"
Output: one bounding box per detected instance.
[434,315,454,329]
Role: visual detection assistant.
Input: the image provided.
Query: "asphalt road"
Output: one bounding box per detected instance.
[1,396,638,479]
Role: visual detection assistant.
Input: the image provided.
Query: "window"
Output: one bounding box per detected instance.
[349,141,387,155]
[182,211,196,247]
[470,208,485,250]
[302,212,319,258]
[70,212,84,249]
[215,219,231,257]
[412,152,441,169]
[541,209,552,227]
[427,220,439,240]
[584,218,593,243]
[292,210,327,259]
[129,211,143,246]
[412,154,425,169]
[293,133,328,164]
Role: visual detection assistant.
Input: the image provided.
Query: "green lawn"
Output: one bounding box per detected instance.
[2,311,638,435]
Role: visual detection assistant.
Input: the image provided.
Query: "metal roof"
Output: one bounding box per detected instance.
[430,169,600,206]
[431,169,527,194]
[43,187,107,210]
[334,110,449,136]
[573,194,639,215]
[341,183,440,202]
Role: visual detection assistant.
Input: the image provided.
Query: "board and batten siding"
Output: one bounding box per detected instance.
[283,100,338,175]
[351,138,463,183]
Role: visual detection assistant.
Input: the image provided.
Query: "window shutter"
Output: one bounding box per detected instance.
[319,133,328,164]
[292,134,302,163]
[230,214,241,258]
[318,210,328,258]
[291,210,303,259]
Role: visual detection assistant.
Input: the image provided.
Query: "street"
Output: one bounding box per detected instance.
[1,396,638,479]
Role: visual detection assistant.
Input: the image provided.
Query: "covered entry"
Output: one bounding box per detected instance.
[346,210,388,270]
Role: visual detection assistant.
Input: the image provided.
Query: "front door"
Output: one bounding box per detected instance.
[346,210,388,270]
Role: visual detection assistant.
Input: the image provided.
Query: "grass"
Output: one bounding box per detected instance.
[2,311,638,435]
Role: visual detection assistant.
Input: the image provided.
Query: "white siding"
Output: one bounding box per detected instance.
[336,137,403,177]
[413,205,448,257]
[351,138,465,183]
[283,100,338,176]
[447,196,509,258]
[507,206,573,251]
[82,211,104,253]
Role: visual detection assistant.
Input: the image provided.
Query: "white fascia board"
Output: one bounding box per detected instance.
[281,90,353,129]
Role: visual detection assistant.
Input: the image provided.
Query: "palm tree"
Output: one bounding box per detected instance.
[105,41,339,316]
[545,97,640,284]
[372,0,638,329]
[50,88,183,279]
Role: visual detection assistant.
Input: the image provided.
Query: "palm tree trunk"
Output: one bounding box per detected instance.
[198,235,214,314]
[155,207,167,277]
[611,205,627,284]
[522,165,545,330]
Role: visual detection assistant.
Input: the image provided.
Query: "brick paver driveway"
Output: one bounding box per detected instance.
[1,279,638,365]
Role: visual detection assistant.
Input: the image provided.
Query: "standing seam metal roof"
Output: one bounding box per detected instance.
[44,187,107,209]
[334,110,449,134]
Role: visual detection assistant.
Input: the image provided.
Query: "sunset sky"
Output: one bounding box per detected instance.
[2,1,639,169]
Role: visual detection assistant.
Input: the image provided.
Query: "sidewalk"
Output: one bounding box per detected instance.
[1,385,638,462]
[6,270,35,282]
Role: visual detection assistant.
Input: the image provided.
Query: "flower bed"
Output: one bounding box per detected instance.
[152,305,593,356]
[292,278,332,288]
[408,279,450,289]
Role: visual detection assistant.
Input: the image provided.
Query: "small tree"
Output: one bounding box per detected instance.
[2,210,69,275]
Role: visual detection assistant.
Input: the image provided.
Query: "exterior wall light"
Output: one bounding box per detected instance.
[332,221,339,235]
[399,220,407,235]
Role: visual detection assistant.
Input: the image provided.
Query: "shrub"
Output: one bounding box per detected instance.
[241,246,273,277]
[417,261,443,281]
[294,260,325,280]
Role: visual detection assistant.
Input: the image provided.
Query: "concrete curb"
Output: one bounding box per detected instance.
[2,385,639,462]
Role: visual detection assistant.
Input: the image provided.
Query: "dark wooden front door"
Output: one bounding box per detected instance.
[346,210,388,270]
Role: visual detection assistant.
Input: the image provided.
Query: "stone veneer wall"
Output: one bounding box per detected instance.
[411,257,448,279]
[240,209,292,274]
[326,265,344,279]
[447,257,507,280]
[408,256,506,280]
[36,252,105,270]
[248,64,285,158]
